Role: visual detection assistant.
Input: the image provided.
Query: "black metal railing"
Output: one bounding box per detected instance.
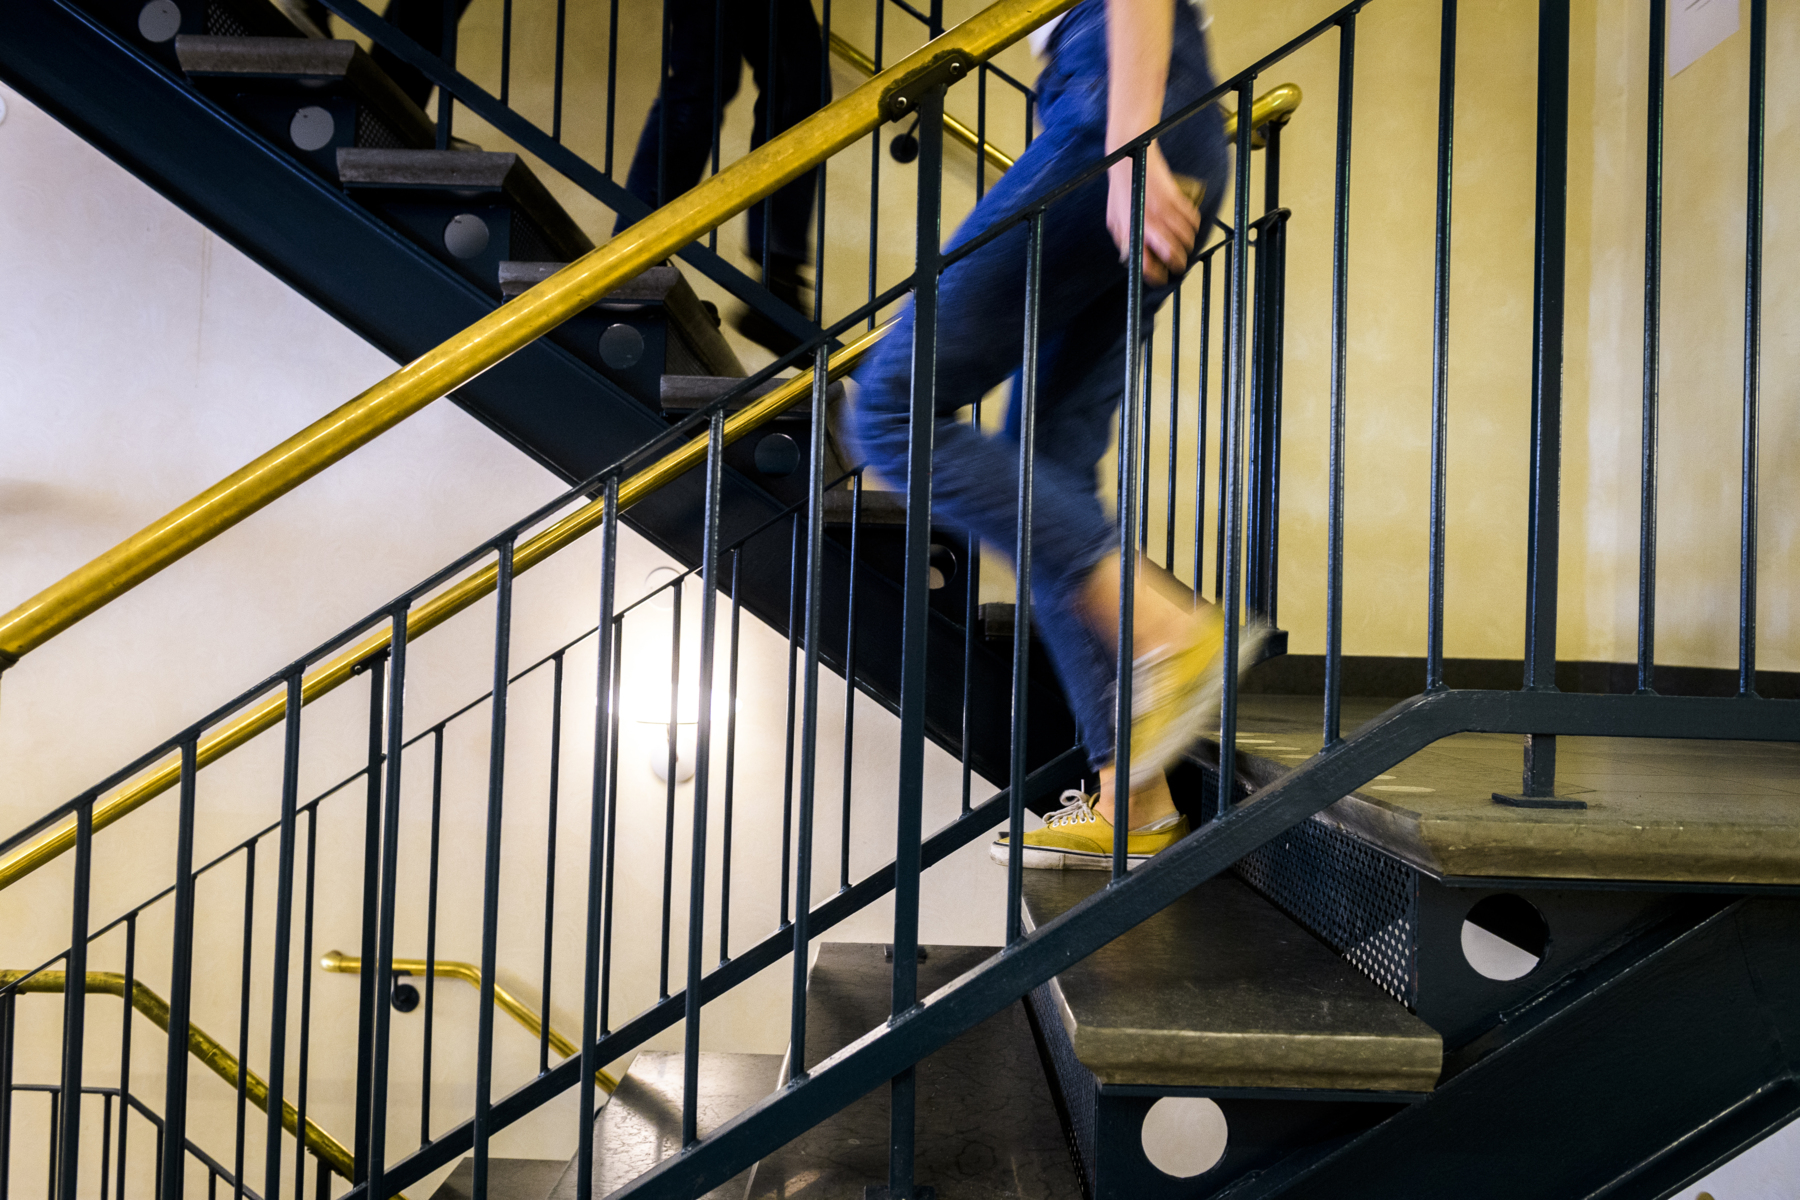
[5,3,1793,1200]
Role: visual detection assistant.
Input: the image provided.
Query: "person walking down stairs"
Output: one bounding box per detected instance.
[847,0,1266,870]
[615,0,827,355]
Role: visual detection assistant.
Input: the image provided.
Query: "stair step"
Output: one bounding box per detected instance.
[429,1158,567,1200]
[747,942,1082,1200]
[552,1051,783,1200]
[88,0,303,72]
[337,149,593,293]
[1022,872,1441,1093]
[1227,693,1800,884]
[176,36,435,173]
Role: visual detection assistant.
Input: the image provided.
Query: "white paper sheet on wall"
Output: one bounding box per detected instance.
[1668,0,1740,77]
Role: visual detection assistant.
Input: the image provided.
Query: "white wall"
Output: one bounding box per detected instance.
[0,76,1006,1200]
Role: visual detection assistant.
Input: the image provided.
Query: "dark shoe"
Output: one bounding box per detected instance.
[732,255,811,357]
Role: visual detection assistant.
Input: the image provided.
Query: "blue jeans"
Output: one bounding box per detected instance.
[847,0,1228,773]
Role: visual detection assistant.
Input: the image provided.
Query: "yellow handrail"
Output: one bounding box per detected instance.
[0,323,891,891]
[1224,83,1303,148]
[829,33,1016,174]
[0,970,356,1183]
[0,0,1079,670]
[318,951,619,1093]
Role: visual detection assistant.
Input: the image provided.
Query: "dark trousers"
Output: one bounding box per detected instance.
[617,0,825,265]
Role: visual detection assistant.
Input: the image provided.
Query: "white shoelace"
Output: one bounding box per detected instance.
[1041,789,1184,835]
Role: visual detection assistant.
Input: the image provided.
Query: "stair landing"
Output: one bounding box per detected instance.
[1228,695,1800,884]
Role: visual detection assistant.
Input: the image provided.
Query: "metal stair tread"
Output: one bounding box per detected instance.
[1228,695,1800,884]
[747,942,1082,1200]
[337,148,594,260]
[175,35,436,149]
[499,268,746,379]
[1021,872,1442,1092]
[551,1051,783,1200]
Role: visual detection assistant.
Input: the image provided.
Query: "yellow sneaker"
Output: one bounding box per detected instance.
[989,790,1189,870]
[1129,614,1271,790]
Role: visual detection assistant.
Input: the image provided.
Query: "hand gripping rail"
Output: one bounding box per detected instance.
[0,0,1083,674]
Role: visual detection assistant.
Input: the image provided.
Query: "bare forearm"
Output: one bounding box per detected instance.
[1105,0,1175,153]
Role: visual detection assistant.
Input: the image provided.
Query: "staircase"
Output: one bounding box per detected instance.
[2,0,1798,1197]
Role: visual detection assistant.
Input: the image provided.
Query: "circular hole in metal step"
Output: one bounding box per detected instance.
[1141,1096,1228,1177]
[442,213,490,260]
[289,105,336,152]
[600,322,646,370]
[1461,893,1548,981]
[754,432,800,477]
[137,0,183,42]
[927,543,957,590]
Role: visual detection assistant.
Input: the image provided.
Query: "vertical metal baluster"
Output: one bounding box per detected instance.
[720,549,743,962]
[1222,74,1259,791]
[434,0,455,149]
[56,801,93,1200]
[599,620,624,1035]
[788,345,832,1086]
[159,740,200,1200]
[654,0,671,205]
[659,585,683,1000]
[293,809,317,1200]
[1214,240,1232,603]
[47,1093,58,1200]
[0,989,12,1200]
[889,84,944,1200]
[962,417,980,814]
[551,0,568,142]
[117,917,135,1200]
[352,655,385,1187]
[498,0,511,106]
[539,654,565,1076]
[1139,327,1153,558]
[1263,215,1289,628]
[1322,19,1355,748]
[603,0,621,175]
[977,65,989,201]
[1636,0,1665,695]
[709,0,725,251]
[1738,0,1765,699]
[867,0,886,330]
[233,844,255,1200]
[760,0,778,287]
[98,1093,111,1200]
[683,414,727,1145]
[1165,283,1182,571]
[367,606,411,1200]
[577,478,621,1200]
[780,516,801,928]
[420,728,444,1144]
[1520,0,1569,797]
[839,475,863,891]
[1114,145,1148,878]
[266,670,302,1200]
[1194,253,1213,596]
[817,0,832,323]
[1006,213,1044,944]
[473,540,516,1200]
[1427,0,1457,692]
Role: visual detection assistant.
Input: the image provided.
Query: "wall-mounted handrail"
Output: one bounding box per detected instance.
[0,323,891,891]
[318,951,620,1093]
[0,0,1079,674]
[0,970,357,1182]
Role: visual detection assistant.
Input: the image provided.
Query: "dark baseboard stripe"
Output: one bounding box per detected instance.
[1243,655,1799,701]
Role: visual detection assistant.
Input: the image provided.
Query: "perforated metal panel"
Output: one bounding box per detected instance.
[203,2,250,36]
[354,107,410,152]
[1028,983,1095,1199]
[1235,816,1420,1007]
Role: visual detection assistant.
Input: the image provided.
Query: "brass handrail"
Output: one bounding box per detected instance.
[1224,82,1303,148]
[0,970,356,1182]
[829,33,1016,174]
[0,323,891,891]
[318,951,620,1093]
[0,0,1079,670]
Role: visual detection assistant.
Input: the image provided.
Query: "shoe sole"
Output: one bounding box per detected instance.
[988,840,1154,870]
